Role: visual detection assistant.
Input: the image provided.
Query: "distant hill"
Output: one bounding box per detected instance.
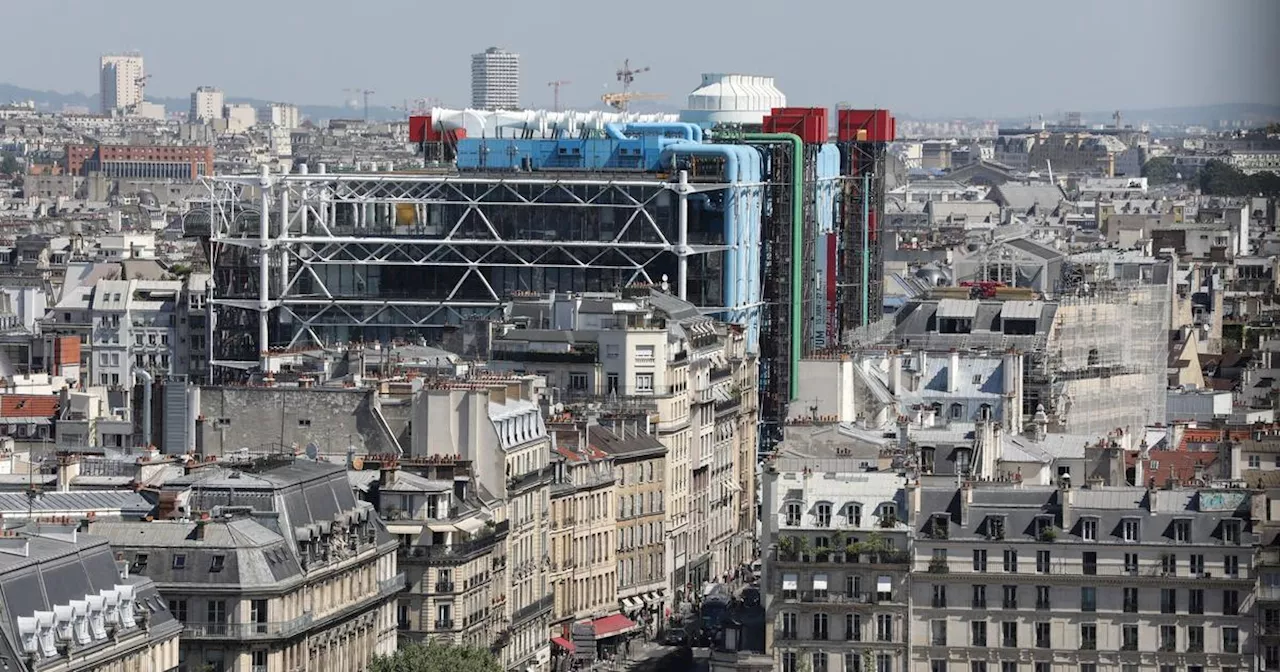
[982,104,1280,128]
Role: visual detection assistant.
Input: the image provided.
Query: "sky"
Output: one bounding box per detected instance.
[4,0,1278,119]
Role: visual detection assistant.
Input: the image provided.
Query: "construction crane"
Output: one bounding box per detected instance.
[126,74,153,115]
[344,88,375,121]
[601,59,662,112]
[547,80,571,112]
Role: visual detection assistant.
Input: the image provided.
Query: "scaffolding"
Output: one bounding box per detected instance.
[1028,281,1170,437]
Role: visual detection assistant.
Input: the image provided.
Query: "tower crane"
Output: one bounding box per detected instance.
[600,59,663,112]
[547,80,571,112]
[344,88,376,121]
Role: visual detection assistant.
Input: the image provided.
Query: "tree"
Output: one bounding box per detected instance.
[1140,156,1180,185]
[0,153,19,176]
[369,642,502,672]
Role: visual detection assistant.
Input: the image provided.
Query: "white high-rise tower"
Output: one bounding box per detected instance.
[470,47,519,110]
[100,53,145,114]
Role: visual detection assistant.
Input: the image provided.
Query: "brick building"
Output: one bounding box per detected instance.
[65,144,213,180]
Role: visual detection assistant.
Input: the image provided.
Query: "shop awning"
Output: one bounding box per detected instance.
[621,597,643,612]
[550,636,575,652]
[591,613,639,639]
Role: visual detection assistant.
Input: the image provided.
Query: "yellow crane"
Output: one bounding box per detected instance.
[600,59,664,112]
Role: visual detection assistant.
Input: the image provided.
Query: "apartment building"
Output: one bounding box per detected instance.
[100,53,144,114]
[91,457,400,672]
[357,456,509,653]
[471,47,520,110]
[760,450,912,672]
[490,288,758,598]
[0,524,181,672]
[909,482,1257,672]
[592,423,669,627]
[412,377,553,672]
[547,424,618,628]
[190,87,225,123]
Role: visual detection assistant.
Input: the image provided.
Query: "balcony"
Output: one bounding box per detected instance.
[399,521,509,564]
[435,619,455,630]
[181,613,313,640]
[787,590,898,606]
[491,346,598,364]
[435,581,456,593]
[928,558,949,574]
[511,595,553,625]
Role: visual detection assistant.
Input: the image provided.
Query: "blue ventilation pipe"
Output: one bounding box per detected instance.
[606,122,702,142]
[660,143,740,311]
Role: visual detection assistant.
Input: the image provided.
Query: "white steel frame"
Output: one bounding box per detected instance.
[205,166,756,372]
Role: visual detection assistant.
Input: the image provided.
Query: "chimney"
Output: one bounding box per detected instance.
[888,351,903,395]
[1002,349,1022,433]
[380,460,398,487]
[960,482,973,526]
[1193,459,1206,484]
[897,416,910,454]
[194,512,209,541]
[1230,442,1243,481]
[907,480,922,528]
[1061,485,1075,531]
[947,349,960,393]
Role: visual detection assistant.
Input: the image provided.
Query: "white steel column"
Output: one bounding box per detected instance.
[258,166,272,370]
[279,180,290,292]
[677,170,690,300]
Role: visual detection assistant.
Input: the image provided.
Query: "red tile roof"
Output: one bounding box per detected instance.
[1126,449,1218,488]
[0,395,59,418]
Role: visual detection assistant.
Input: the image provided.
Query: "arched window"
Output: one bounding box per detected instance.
[950,403,964,420]
[815,503,832,528]
[979,403,993,421]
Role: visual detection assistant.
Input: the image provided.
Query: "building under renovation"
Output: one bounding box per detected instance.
[808,251,1172,440]
[192,77,895,452]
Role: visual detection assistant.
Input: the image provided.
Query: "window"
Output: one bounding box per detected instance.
[950,403,963,419]
[812,613,829,640]
[785,502,801,527]
[1173,519,1191,542]
[973,549,988,572]
[1121,518,1140,542]
[635,373,654,392]
[1250,454,1262,468]
[635,345,655,361]
[606,344,620,359]
[972,584,987,609]
[207,600,227,635]
[875,614,893,642]
[845,614,860,641]
[1002,664,1018,672]
[251,599,268,634]
[971,664,987,672]
[1002,585,1017,609]
[1003,549,1017,573]
[1161,554,1177,576]
[167,599,187,622]
[1189,589,1204,614]
[1036,550,1050,574]
[1122,624,1138,651]
[1123,587,1139,613]
[932,584,947,608]
[1188,625,1204,653]
[1034,622,1050,648]
[1001,621,1018,647]
[1080,623,1097,651]
[877,655,892,672]
[932,661,948,672]
[1035,585,1050,610]
[971,620,987,647]
[845,575,861,598]
[845,654,861,672]
[1223,626,1240,654]
[781,652,797,672]
[782,573,797,600]
[816,503,832,527]
[1081,586,1096,612]
[812,653,828,672]
[1159,624,1176,652]
[1081,518,1097,541]
[1082,551,1097,575]
[931,620,947,646]
[1223,519,1242,545]
[1124,553,1139,575]
[172,554,186,570]
[1161,588,1177,614]
[210,555,225,572]
[780,612,797,639]
[1190,553,1205,576]
[1224,589,1240,615]
[569,373,588,390]
[1225,554,1240,577]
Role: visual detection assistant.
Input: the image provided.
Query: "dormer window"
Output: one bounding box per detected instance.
[815,503,832,528]
[1223,519,1243,545]
[879,504,899,528]
[172,554,187,570]
[848,504,863,528]
[1033,516,1054,537]
[210,555,226,572]
[785,502,802,527]
[1121,518,1140,543]
[1081,518,1098,542]
[986,515,1006,540]
[1172,519,1191,543]
[930,514,950,540]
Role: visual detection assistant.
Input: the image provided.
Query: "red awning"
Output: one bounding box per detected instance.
[591,613,639,639]
[550,636,575,652]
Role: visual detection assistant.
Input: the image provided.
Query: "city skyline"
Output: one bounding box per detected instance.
[2,0,1277,119]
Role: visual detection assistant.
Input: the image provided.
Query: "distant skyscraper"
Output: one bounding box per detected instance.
[189,87,224,123]
[99,53,144,115]
[470,47,519,110]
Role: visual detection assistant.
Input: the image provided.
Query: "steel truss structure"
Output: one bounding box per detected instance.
[202,168,761,376]
[837,139,887,337]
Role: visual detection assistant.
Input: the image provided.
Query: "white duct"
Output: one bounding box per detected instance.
[948,349,961,393]
[428,107,680,140]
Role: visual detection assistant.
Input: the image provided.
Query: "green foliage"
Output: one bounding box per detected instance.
[0,153,19,175]
[1140,156,1180,185]
[369,642,503,672]
[1199,159,1280,197]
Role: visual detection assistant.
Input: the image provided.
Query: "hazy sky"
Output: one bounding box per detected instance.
[5,0,1278,118]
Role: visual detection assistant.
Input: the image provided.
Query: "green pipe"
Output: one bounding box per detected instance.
[744,132,803,401]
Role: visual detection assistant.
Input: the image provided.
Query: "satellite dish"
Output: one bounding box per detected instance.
[305,443,319,460]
